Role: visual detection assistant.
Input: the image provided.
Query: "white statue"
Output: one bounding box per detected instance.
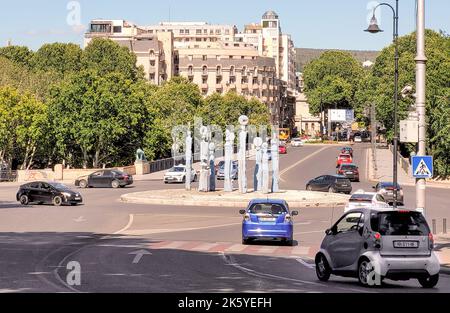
[238,115,249,194]
[253,137,263,192]
[224,129,235,192]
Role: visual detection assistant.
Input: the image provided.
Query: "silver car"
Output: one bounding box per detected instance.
[373,182,404,206]
[217,162,238,180]
[315,207,440,288]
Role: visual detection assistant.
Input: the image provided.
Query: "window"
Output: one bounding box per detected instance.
[216,76,222,84]
[202,55,207,61]
[196,29,202,35]
[241,76,248,84]
[185,29,190,35]
[188,66,193,76]
[230,66,235,76]
[149,73,155,81]
[113,26,122,33]
[202,66,208,75]
[90,23,111,33]
[335,212,364,234]
[229,76,236,84]
[248,203,287,215]
[371,211,430,236]
[215,29,221,35]
[150,60,155,67]
[225,29,230,35]
[216,66,222,75]
[202,77,208,84]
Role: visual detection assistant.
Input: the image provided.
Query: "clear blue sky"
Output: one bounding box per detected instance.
[0,0,448,51]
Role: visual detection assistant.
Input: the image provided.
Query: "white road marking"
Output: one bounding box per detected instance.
[113,214,134,235]
[279,146,330,179]
[225,244,247,252]
[257,246,278,254]
[294,230,326,235]
[129,249,152,264]
[162,241,186,249]
[296,258,315,269]
[119,222,241,235]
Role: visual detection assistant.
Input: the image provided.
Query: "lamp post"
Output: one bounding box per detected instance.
[365,0,400,209]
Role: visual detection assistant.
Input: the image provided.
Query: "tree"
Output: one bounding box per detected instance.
[82,38,141,81]
[31,43,82,75]
[0,45,34,68]
[48,70,150,168]
[303,51,364,114]
[367,30,450,178]
[0,86,48,169]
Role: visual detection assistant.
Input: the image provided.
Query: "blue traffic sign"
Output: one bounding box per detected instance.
[412,156,433,179]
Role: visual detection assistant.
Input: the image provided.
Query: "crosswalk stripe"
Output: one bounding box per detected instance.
[192,242,219,251]
[224,244,247,252]
[256,246,278,254]
[159,241,186,249]
[291,246,310,255]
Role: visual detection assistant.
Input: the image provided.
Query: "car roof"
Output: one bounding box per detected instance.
[248,199,287,206]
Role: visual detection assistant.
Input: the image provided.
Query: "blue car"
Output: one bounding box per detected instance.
[240,199,298,246]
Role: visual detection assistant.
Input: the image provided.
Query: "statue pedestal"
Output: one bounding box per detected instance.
[135,161,150,175]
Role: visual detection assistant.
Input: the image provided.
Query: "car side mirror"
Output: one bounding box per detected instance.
[239,210,246,215]
[291,211,299,216]
[325,228,334,236]
[372,186,376,189]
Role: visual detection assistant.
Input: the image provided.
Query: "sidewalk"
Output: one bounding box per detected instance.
[367,147,450,189]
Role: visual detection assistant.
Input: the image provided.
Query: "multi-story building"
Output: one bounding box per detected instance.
[84,19,176,84]
[177,41,280,122]
[142,22,238,48]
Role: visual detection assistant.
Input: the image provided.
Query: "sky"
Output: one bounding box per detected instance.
[0,0,448,51]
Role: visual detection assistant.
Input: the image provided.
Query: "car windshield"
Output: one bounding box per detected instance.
[371,211,430,236]
[248,203,287,215]
[341,165,356,170]
[170,167,185,173]
[380,182,401,190]
[49,183,70,190]
[350,194,373,202]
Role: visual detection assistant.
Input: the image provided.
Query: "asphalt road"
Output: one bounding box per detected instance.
[0,143,449,293]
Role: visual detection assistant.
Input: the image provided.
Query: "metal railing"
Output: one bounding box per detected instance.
[0,170,17,182]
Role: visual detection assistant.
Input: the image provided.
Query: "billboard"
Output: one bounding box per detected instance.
[329,109,354,122]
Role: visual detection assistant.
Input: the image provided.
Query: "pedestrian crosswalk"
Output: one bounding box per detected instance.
[147,240,318,258]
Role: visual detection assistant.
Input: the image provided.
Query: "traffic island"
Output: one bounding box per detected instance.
[120,189,350,208]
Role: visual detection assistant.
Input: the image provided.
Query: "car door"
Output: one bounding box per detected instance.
[102,170,114,187]
[27,182,41,202]
[320,176,332,191]
[327,212,365,269]
[309,176,321,191]
[40,183,54,203]
[89,171,104,187]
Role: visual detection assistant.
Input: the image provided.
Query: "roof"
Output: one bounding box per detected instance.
[249,199,287,206]
[262,10,279,20]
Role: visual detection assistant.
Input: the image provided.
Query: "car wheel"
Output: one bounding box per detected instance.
[242,238,251,245]
[358,258,376,287]
[418,274,439,288]
[315,253,331,282]
[306,185,313,191]
[79,180,88,188]
[328,187,336,193]
[70,203,77,206]
[285,238,294,246]
[111,180,120,189]
[19,195,29,205]
[53,196,63,207]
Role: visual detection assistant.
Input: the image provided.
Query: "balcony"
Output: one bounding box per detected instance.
[241,83,249,90]
[252,84,260,90]
[228,83,236,90]
[201,83,208,90]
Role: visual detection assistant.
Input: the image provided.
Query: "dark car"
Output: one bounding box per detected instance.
[337,164,359,182]
[306,175,352,194]
[16,181,83,206]
[75,170,133,188]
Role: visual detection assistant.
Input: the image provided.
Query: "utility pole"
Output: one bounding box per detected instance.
[415,0,427,214]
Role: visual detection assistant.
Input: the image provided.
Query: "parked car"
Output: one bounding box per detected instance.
[279,145,287,154]
[341,146,353,157]
[315,208,440,288]
[291,138,304,147]
[215,161,225,174]
[240,199,298,246]
[75,170,133,188]
[217,162,238,180]
[336,153,353,168]
[373,182,404,206]
[337,164,359,182]
[163,165,197,184]
[17,181,83,206]
[344,190,389,212]
[354,134,362,143]
[306,175,352,194]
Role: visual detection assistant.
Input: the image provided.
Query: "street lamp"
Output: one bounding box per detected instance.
[365,0,400,209]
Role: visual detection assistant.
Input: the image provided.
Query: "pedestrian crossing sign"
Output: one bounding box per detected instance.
[412,156,433,179]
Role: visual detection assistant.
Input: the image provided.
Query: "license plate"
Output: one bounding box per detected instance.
[393,241,419,248]
[259,217,276,222]
[346,172,353,175]
[75,197,81,200]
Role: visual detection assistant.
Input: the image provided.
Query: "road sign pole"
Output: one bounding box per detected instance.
[415,0,427,214]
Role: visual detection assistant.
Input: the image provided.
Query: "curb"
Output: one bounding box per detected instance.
[120,193,349,209]
[440,266,450,275]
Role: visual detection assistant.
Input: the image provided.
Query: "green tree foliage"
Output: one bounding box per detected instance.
[367,30,450,178]
[48,70,150,168]
[82,38,140,81]
[0,86,48,169]
[0,45,34,68]
[31,43,82,75]
[303,51,364,114]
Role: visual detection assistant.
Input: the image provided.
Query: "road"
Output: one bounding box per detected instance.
[0,143,449,293]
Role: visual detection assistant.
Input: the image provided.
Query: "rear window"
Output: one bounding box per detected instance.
[341,165,356,170]
[336,178,350,184]
[370,211,430,236]
[350,194,373,202]
[248,203,287,215]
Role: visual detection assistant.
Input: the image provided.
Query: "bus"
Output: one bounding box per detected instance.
[279,128,291,142]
